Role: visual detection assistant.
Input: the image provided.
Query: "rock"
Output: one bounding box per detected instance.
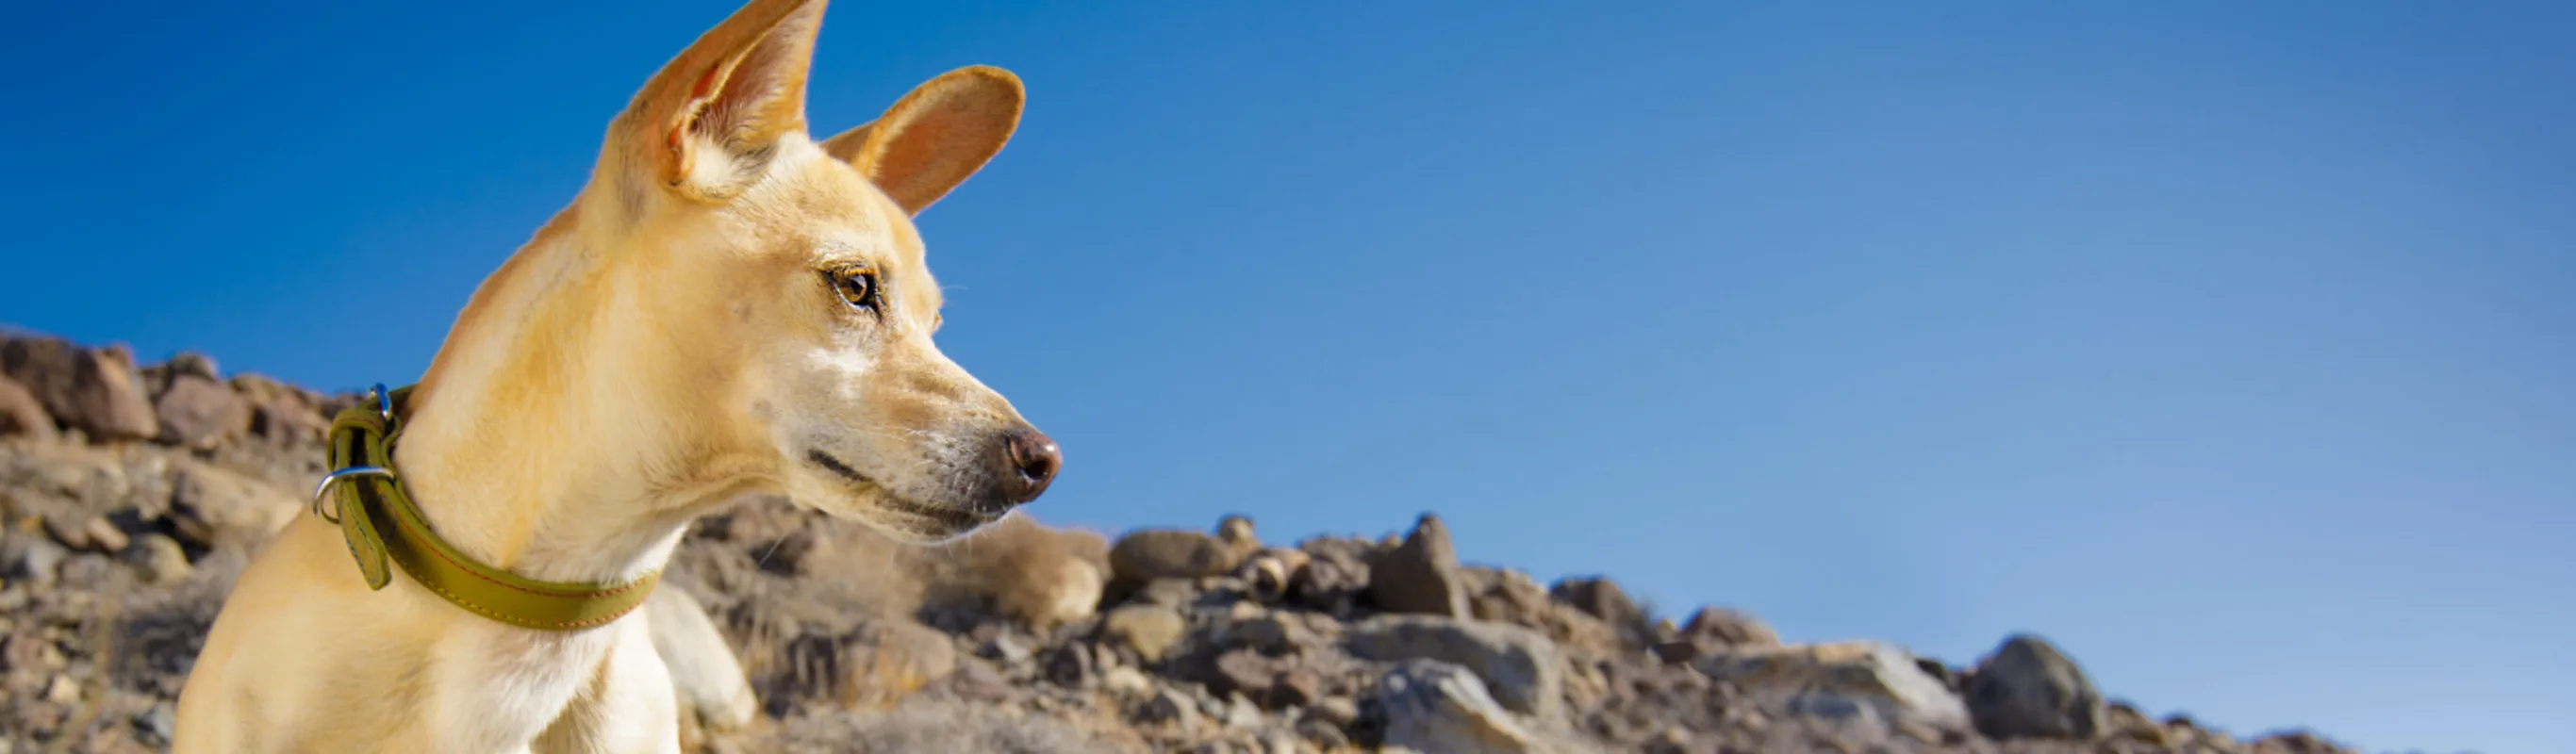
[1134,577,1202,607]
[0,374,54,441]
[842,618,958,709]
[0,338,158,442]
[1042,642,1096,687]
[1296,716,1353,750]
[2105,701,2169,746]
[83,516,129,553]
[1964,633,2106,740]
[1655,606,1779,664]
[58,553,113,590]
[1342,615,1560,718]
[133,534,191,583]
[1693,641,1970,731]
[133,702,177,746]
[1227,612,1313,657]
[2249,730,2356,754]
[245,400,327,447]
[40,516,91,550]
[1219,692,1264,729]
[1100,604,1188,664]
[1137,687,1203,731]
[1277,666,1324,709]
[165,352,221,382]
[1102,666,1154,697]
[1235,548,1310,603]
[1023,557,1104,631]
[153,374,247,449]
[1680,606,1778,647]
[1110,529,1241,584]
[1309,696,1361,729]
[168,464,299,548]
[3,535,70,586]
[978,631,1035,665]
[1212,648,1296,707]
[1215,514,1259,549]
[1549,576,1647,641]
[1367,513,1470,618]
[641,587,758,731]
[1374,660,1539,754]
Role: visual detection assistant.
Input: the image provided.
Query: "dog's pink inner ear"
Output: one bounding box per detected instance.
[822,66,1024,216]
[624,0,826,194]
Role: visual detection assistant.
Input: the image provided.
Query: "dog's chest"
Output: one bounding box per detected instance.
[438,623,630,746]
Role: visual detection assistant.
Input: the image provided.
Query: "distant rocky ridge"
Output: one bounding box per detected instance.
[0,330,2380,753]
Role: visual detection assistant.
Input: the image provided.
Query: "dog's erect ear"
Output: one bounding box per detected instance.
[616,0,827,201]
[818,66,1024,216]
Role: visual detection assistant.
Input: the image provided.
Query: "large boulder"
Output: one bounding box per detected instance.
[1548,576,1648,644]
[1652,605,1781,664]
[167,462,300,549]
[153,374,248,449]
[0,338,157,441]
[641,587,758,731]
[1368,513,1471,618]
[1098,604,1188,664]
[1374,660,1542,754]
[1109,529,1240,585]
[1693,641,1969,731]
[838,618,959,710]
[1964,633,2106,740]
[0,374,55,441]
[1342,615,1560,718]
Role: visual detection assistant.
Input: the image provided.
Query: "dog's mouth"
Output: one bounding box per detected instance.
[803,449,999,536]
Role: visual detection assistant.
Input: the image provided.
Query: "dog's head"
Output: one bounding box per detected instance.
[570,0,1054,542]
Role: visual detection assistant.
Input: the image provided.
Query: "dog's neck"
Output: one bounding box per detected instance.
[389,198,767,585]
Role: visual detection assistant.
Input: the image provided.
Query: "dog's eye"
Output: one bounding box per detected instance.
[829,268,879,309]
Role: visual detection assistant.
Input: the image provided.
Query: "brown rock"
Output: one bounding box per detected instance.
[1227,612,1313,657]
[0,374,54,441]
[1655,606,1781,664]
[1111,529,1241,584]
[165,351,221,382]
[1042,642,1096,688]
[840,619,958,710]
[0,338,158,441]
[1368,513,1470,618]
[1343,615,1560,718]
[1550,576,1648,641]
[1100,604,1188,664]
[2106,702,2169,746]
[1276,666,1324,709]
[83,516,130,553]
[41,515,92,549]
[1693,641,1969,731]
[134,534,192,583]
[1235,547,1310,603]
[1373,660,1539,754]
[1212,648,1287,704]
[168,464,300,548]
[154,374,248,449]
[1964,633,2106,740]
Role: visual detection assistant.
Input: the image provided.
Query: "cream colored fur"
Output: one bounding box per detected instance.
[170,1,1055,750]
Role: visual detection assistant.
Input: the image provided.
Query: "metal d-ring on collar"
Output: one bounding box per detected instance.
[310,384,400,523]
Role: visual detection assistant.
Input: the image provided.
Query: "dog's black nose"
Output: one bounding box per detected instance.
[998,426,1060,504]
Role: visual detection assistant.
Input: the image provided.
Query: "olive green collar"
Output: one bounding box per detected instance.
[313,384,660,631]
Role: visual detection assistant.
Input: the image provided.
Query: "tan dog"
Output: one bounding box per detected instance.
[171,0,1058,750]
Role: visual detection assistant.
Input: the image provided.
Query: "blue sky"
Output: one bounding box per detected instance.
[5,2,2570,751]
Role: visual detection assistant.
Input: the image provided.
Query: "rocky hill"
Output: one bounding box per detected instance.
[0,331,2371,753]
